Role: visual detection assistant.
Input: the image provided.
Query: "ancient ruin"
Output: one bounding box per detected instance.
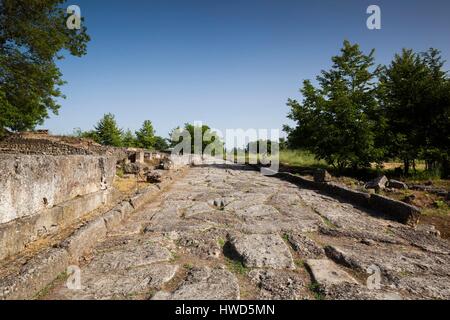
[0,133,449,300]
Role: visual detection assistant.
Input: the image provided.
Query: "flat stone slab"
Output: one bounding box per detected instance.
[249,269,307,300]
[88,242,172,272]
[235,205,279,218]
[57,264,179,300]
[306,259,358,287]
[152,267,240,300]
[229,234,295,269]
[184,202,214,218]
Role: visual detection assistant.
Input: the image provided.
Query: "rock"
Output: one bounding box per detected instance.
[86,241,173,272]
[228,234,295,269]
[365,176,388,191]
[0,248,69,300]
[103,209,125,232]
[404,194,416,204]
[416,225,441,238]
[286,233,325,259]
[123,163,142,174]
[152,267,240,300]
[184,202,213,218]
[235,204,279,219]
[249,269,307,300]
[57,264,179,300]
[160,158,174,170]
[305,259,358,287]
[387,180,408,190]
[61,217,107,263]
[314,169,332,183]
[146,171,162,183]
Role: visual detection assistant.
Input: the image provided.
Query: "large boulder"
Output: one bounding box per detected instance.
[387,179,408,190]
[146,170,163,183]
[123,163,142,174]
[228,234,295,269]
[365,176,388,191]
[314,169,332,183]
[160,158,174,170]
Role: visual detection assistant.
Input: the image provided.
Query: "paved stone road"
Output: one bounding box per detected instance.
[46,163,450,300]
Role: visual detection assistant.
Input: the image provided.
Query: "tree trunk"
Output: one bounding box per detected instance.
[403,159,410,176]
[441,158,450,179]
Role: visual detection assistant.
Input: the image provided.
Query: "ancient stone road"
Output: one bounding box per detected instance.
[46,163,450,300]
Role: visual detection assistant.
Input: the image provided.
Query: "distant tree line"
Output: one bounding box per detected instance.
[75,114,226,154]
[285,41,450,178]
[168,123,224,155]
[74,114,169,151]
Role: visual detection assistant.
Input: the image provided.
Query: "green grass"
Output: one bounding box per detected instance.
[116,167,124,178]
[294,259,306,269]
[308,282,325,300]
[218,238,226,248]
[423,202,450,216]
[279,150,327,168]
[183,263,194,270]
[33,272,69,300]
[322,216,337,229]
[170,252,180,262]
[225,258,249,275]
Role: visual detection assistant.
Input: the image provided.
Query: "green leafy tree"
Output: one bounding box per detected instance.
[379,48,450,176]
[135,120,156,149]
[73,128,99,143]
[94,113,123,147]
[154,136,169,151]
[122,129,137,148]
[246,140,280,155]
[0,0,90,131]
[285,41,384,170]
[169,123,224,155]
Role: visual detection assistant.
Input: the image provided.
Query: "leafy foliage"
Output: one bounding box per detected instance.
[0,0,90,131]
[286,41,450,178]
[379,48,450,176]
[94,113,123,147]
[170,123,224,155]
[153,136,169,151]
[122,129,137,148]
[135,120,155,149]
[285,41,384,170]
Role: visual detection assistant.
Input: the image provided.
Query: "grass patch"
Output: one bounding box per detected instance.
[170,252,180,262]
[422,204,450,217]
[322,216,337,229]
[183,263,194,270]
[308,282,325,300]
[33,271,69,300]
[294,259,306,269]
[116,167,124,178]
[225,258,249,275]
[279,150,328,168]
[218,238,226,248]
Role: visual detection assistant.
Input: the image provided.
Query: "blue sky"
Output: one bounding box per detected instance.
[41,0,450,139]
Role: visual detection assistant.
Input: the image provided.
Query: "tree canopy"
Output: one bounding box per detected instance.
[135,120,156,149]
[0,0,90,132]
[285,41,450,177]
[285,41,384,170]
[94,113,123,147]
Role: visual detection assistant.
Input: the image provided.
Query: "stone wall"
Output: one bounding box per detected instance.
[0,155,116,224]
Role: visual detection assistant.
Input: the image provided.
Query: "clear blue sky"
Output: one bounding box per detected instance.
[41,0,450,139]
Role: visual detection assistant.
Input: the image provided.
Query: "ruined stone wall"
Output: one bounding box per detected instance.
[0,155,116,224]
